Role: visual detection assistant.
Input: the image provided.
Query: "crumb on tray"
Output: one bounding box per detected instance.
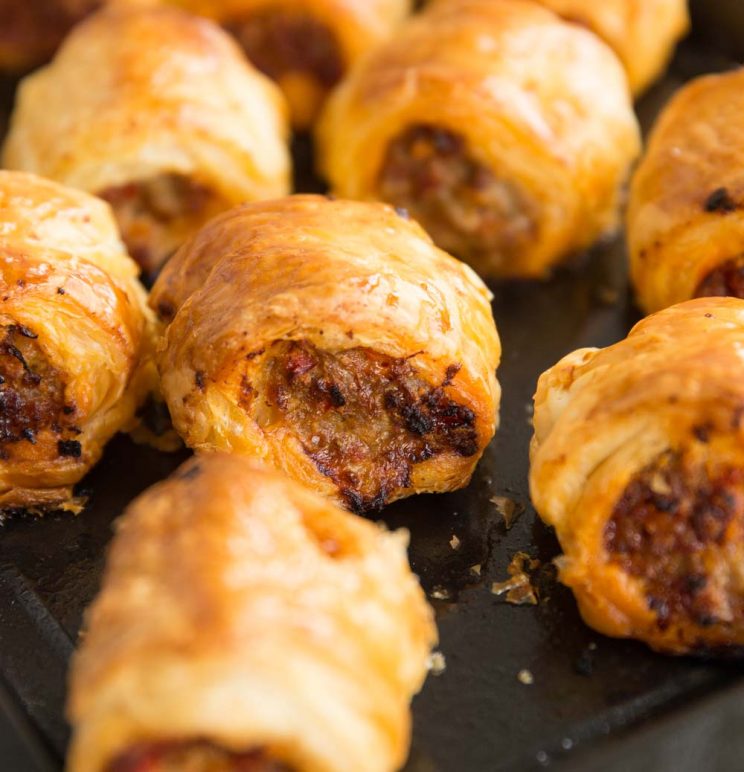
[490,495,525,530]
[491,552,540,605]
[517,668,534,685]
[428,651,447,676]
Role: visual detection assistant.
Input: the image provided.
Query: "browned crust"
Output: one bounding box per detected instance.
[149,195,500,510]
[66,453,436,772]
[0,171,152,512]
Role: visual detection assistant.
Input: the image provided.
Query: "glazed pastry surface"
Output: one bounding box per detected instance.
[317,0,640,279]
[151,195,501,512]
[439,0,689,95]
[628,68,744,313]
[67,453,436,772]
[160,0,412,129]
[0,0,101,73]
[2,6,290,276]
[0,171,150,511]
[531,298,744,655]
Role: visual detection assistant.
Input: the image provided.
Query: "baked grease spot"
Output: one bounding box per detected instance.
[58,439,82,458]
[704,187,737,213]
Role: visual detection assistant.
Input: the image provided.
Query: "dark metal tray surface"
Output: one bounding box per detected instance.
[1,4,744,770]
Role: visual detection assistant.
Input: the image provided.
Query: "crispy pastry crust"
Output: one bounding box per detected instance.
[160,0,411,129]
[150,195,500,511]
[499,0,689,95]
[0,171,151,511]
[628,69,744,314]
[2,6,290,273]
[316,0,640,279]
[67,454,436,772]
[530,298,744,655]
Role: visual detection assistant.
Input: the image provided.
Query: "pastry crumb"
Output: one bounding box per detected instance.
[491,552,540,605]
[470,563,482,576]
[430,586,451,601]
[517,668,534,685]
[596,286,620,306]
[490,495,525,529]
[449,534,461,550]
[428,651,447,676]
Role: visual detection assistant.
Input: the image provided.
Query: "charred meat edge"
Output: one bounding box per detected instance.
[251,340,478,513]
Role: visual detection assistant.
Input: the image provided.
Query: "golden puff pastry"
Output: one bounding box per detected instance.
[316,0,640,280]
[530,297,744,655]
[151,195,501,513]
[67,453,436,772]
[0,0,101,73]
[0,171,151,512]
[432,0,689,96]
[628,68,744,314]
[158,0,412,130]
[2,6,290,278]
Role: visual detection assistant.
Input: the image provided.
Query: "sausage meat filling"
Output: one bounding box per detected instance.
[605,450,744,633]
[226,9,342,88]
[0,0,100,68]
[0,324,70,455]
[98,174,224,278]
[225,9,343,124]
[108,741,290,772]
[695,256,744,300]
[377,124,535,271]
[250,340,478,512]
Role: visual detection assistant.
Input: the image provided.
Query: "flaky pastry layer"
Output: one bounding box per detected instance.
[531,298,744,654]
[151,195,501,512]
[67,454,436,772]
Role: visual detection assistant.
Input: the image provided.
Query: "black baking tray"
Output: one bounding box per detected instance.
[2,3,744,770]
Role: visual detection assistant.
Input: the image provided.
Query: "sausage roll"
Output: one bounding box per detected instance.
[0,0,101,73]
[530,298,744,655]
[160,0,412,130]
[2,6,290,278]
[316,0,640,280]
[628,69,744,314]
[0,171,151,512]
[67,453,436,772]
[151,195,501,513]
[435,0,689,96]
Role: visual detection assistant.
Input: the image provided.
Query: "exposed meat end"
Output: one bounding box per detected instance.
[0,325,76,456]
[0,0,101,70]
[107,741,291,772]
[605,450,744,635]
[252,340,478,513]
[225,9,343,126]
[98,174,224,278]
[695,256,744,299]
[226,9,343,90]
[377,124,535,272]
